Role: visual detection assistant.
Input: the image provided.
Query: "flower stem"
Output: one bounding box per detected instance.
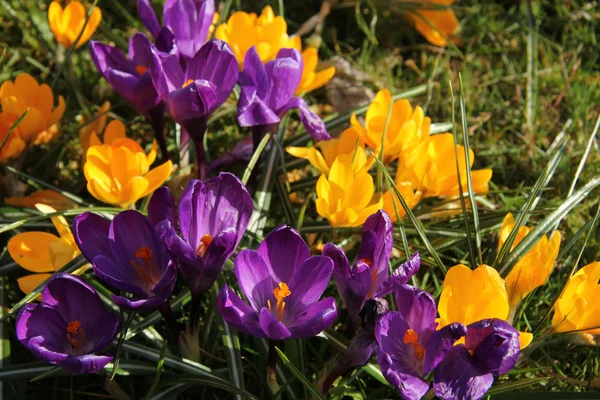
[158,299,181,341]
[267,339,282,393]
[194,138,206,181]
[189,293,202,334]
[149,110,169,163]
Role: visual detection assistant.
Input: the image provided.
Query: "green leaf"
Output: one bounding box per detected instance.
[275,347,326,400]
[221,320,245,400]
[144,340,168,399]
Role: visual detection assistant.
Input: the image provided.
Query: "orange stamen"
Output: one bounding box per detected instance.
[269,282,291,321]
[182,79,195,88]
[130,246,161,292]
[66,320,86,349]
[403,329,424,361]
[135,65,148,76]
[195,234,213,257]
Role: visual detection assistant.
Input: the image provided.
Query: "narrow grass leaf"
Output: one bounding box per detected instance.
[275,347,326,400]
[144,340,168,400]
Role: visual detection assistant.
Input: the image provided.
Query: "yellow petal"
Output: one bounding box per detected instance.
[4,190,76,211]
[141,160,173,198]
[103,119,126,144]
[518,331,533,349]
[18,273,52,296]
[8,232,58,272]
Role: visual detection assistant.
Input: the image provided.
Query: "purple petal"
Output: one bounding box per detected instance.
[106,68,139,104]
[16,303,68,361]
[257,226,310,285]
[42,274,106,329]
[166,79,217,123]
[59,354,114,375]
[208,135,253,171]
[155,27,176,53]
[73,212,111,264]
[279,97,330,141]
[149,45,185,97]
[131,72,162,115]
[89,41,130,82]
[217,285,263,337]
[266,48,303,111]
[467,319,520,375]
[424,322,466,374]
[237,90,280,128]
[128,33,153,69]
[356,210,393,292]
[433,346,494,400]
[241,46,270,100]
[148,186,177,228]
[259,308,292,340]
[394,284,437,336]
[286,255,333,316]
[92,255,149,298]
[156,219,196,263]
[286,297,337,338]
[163,0,214,59]
[234,249,275,312]
[137,0,161,38]
[374,252,421,298]
[185,39,238,108]
[88,312,120,353]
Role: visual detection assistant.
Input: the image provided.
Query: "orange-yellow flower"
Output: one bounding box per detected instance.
[5,190,77,211]
[286,128,373,176]
[351,89,431,164]
[215,6,301,68]
[48,0,102,49]
[84,120,172,208]
[8,204,82,295]
[407,0,459,47]
[382,180,422,222]
[437,264,533,349]
[0,73,65,160]
[552,262,600,334]
[499,213,561,314]
[316,154,383,227]
[79,101,110,161]
[295,47,336,95]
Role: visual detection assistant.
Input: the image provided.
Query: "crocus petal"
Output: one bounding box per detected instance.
[149,45,185,97]
[59,354,114,375]
[433,346,494,400]
[137,0,161,38]
[156,219,197,262]
[18,274,52,296]
[88,311,121,353]
[286,297,337,338]
[92,255,149,298]
[259,307,292,340]
[217,285,263,337]
[266,48,303,111]
[287,255,334,316]
[234,249,275,312]
[241,46,270,100]
[374,252,421,298]
[257,226,310,285]
[72,212,111,264]
[466,319,520,375]
[89,41,129,82]
[148,186,177,228]
[394,284,437,336]
[16,303,69,359]
[8,232,58,273]
[356,210,393,292]
[279,96,330,141]
[424,322,466,374]
[166,80,217,123]
[105,68,139,105]
[128,32,153,69]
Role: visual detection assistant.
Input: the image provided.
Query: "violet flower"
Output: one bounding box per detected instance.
[433,319,520,400]
[376,284,467,400]
[16,273,119,374]
[138,0,215,61]
[217,226,337,340]
[237,46,330,147]
[72,210,178,312]
[149,39,238,179]
[149,173,253,299]
[89,30,174,161]
[323,210,412,333]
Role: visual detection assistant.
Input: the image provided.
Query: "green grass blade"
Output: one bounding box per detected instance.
[565,114,600,201]
[0,109,28,155]
[144,341,168,400]
[275,347,326,400]
[0,207,121,234]
[242,132,271,185]
[221,320,245,400]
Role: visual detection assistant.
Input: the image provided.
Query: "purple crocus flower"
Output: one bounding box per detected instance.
[149,172,253,298]
[433,319,520,400]
[72,210,178,312]
[376,284,467,400]
[16,273,119,374]
[149,39,238,179]
[237,46,330,144]
[217,226,337,340]
[138,0,215,60]
[323,211,408,332]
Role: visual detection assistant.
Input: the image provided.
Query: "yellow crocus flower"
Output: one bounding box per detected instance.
[215,6,301,68]
[0,73,65,160]
[48,0,102,50]
[552,262,600,334]
[315,154,383,227]
[5,190,77,211]
[351,90,432,164]
[437,264,533,349]
[407,0,459,47]
[79,101,111,161]
[499,213,561,314]
[295,47,336,95]
[382,181,422,222]
[286,128,373,176]
[84,120,173,208]
[8,204,83,295]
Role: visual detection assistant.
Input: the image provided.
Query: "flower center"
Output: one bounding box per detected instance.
[135,65,148,76]
[195,234,213,257]
[267,282,291,321]
[403,329,425,361]
[360,257,378,297]
[130,246,161,293]
[66,320,86,350]
[182,79,195,88]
